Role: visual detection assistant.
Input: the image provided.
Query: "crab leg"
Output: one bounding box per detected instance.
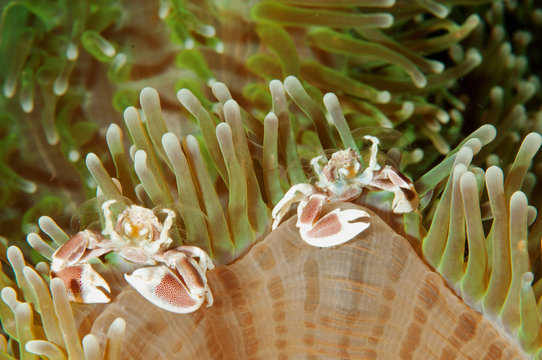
[364,135,381,173]
[271,183,316,229]
[371,166,419,213]
[298,208,370,247]
[386,167,419,213]
[101,199,117,237]
[171,246,215,273]
[159,208,176,245]
[175,256,214,307]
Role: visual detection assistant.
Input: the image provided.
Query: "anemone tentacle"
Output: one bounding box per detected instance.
[2,80,541,358]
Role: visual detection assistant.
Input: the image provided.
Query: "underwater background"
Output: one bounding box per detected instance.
[0,0,541,358]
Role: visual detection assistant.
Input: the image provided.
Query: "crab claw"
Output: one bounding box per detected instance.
[52,264,111,303]
[296,193,327,229]
[298,208,370,247]
[125,257,212,314]
[51,230,110,270]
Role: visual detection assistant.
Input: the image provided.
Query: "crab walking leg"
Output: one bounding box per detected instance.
[371,166,419,213]
[387,168,419,213]
[52,264,111,303]
[364,135,381,173]
[159,208,176,245]
[299,208,370,247]
[173,246,215,273]
[271,183,316,229]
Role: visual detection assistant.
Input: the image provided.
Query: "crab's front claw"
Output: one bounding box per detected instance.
[125,262,212,314]
[51,264,111,303]
[298,208,370,247]
[51,230,110,269]
[296,193,326,229]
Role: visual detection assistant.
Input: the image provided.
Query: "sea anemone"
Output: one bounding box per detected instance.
[1,0,542,358]
[1,79,541,358]
[4,0,538,245]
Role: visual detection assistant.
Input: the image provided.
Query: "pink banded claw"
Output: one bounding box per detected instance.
[50,230,113,303]
[52,264,111,303]
[296,193,370,247]
[124,246,214,314]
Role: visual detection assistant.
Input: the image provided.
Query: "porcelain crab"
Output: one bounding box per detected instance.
[50,200,214,314]
[271,136,419,247]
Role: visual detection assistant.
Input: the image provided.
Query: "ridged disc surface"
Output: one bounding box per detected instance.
[89,204,526,359]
